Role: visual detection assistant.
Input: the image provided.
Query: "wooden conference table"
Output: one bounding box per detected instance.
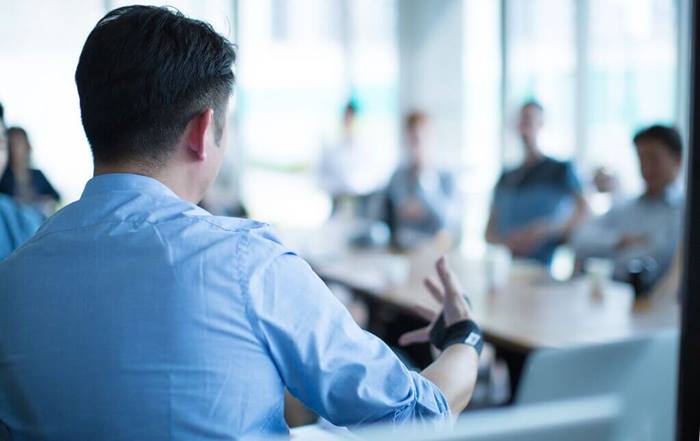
[280,220,679,354]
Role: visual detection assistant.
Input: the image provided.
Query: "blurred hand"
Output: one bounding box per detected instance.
[398,257,473,346]
[398,198,426,221]
[616,234,648,251]
[593,167,619,194]
[505,222,550,256]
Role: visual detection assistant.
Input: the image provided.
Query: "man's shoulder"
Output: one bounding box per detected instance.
[33,197,291,260]
[184,214,302,287]
[525,157,576,187]
[191,213,265,234]
[183,213,292,257]
[187,210,261,232]
[535,156,570,174]
[495,166,520,189]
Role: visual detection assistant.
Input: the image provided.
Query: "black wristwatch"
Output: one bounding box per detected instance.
[429,314,483,356]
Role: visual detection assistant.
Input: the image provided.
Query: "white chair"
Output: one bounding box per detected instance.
[516,330,679,441]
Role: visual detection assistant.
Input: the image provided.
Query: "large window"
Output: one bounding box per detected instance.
[237,0,398,227]
[237,0,346,226]
[503,0,678,197]
[585,0,677,194]
[0,0,682,233]
[461,0,503,256]
[504,0,577,164]
[0,0,106,203]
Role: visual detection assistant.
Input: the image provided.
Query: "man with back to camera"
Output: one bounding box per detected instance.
[0,6,481,440]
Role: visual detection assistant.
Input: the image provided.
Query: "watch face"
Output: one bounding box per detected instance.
[465,333,481,346]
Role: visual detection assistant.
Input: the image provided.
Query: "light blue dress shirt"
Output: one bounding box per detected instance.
[571,184,684,283]
[0,174,449,441]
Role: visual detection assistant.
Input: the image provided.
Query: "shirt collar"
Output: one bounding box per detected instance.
[81,173,181,201]
[640,180,684,206]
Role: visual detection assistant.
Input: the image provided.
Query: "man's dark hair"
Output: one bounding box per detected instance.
[344,100,358,116]
[0,101,4,122]
[75,5,236,166]
[633,124,683,159]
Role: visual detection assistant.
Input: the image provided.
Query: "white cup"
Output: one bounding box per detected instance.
[485,245,512,292]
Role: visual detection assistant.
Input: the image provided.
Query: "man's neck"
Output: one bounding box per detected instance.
[94,163,202,204]
[644,184,672,200]
[12,165,30,178]
[523,145,542,167]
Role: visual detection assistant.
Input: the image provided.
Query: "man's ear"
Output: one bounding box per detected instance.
[186,108,214,162]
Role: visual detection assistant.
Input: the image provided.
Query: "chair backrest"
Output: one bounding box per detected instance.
[355,395,621,441]
[516,330,679,441]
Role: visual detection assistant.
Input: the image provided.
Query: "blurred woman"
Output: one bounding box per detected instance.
[0,127,60,215]
[0,119,43,260]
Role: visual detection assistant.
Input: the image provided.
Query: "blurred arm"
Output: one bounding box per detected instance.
[570,208,620,259]
[552,193,590,240]
[485,207,503,244]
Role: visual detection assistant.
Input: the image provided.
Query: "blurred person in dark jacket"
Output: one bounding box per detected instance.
[0,126,60,215]
[0,109,43,260]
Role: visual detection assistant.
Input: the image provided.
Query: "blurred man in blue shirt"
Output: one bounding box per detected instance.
[486,101,589,266]
[0,106,44,260]
[0,6,480,440]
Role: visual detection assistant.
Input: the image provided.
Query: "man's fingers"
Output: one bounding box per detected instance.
[411,303,438,321]
[423,278,445,303]
[398,327,431,346]
[436,256,460,298]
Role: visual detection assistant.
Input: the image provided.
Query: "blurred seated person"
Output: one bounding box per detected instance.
[383,111,460,251]
[571,125,684,292]
[0,115,44,260]
[318,100,393,217]
[486,100,588,266]
[0,127,60,215]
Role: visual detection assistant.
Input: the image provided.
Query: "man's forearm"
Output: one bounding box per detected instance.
[570,222,619,258]
[421,345,479,419]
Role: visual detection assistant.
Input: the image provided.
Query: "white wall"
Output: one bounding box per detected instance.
[0,0,105,203]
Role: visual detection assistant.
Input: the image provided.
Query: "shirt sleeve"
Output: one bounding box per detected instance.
[570,208,622,259]
[245,251,450,428]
